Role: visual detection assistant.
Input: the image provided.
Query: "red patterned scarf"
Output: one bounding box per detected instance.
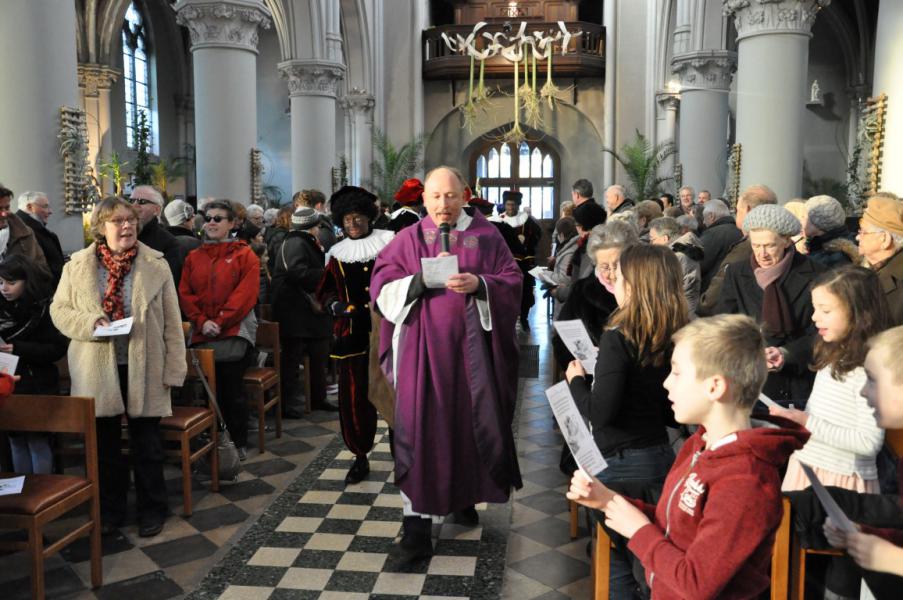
[96,242,137,320]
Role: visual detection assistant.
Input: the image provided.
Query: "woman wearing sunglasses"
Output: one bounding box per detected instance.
[179,200,260,460]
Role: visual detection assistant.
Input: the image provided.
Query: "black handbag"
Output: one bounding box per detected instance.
[189,348,242,481]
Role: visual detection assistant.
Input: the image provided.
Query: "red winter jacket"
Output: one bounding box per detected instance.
[627,417,809,600]
[179,240,259,346]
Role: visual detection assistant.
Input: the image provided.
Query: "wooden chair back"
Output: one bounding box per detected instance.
[256,320,280,366]
[885,429,903,458]
[182,321,191,342]
[259,303,273,322]
[187,347,216,398]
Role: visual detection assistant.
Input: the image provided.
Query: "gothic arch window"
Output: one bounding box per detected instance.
[122,2,154,152]
[471,141,559,219]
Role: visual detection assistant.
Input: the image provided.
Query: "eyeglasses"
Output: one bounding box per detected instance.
[595,263,617,274]
[129,198,157,206]
[857,228,883,237]
[203,215,229,223]
[109,217,138,227]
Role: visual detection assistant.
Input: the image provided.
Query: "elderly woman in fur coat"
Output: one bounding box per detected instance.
[51,196,186,539]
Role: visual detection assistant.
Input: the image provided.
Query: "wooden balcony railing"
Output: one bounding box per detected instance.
[422,21,605,80]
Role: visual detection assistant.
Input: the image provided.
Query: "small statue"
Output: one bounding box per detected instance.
[810,80,822,104]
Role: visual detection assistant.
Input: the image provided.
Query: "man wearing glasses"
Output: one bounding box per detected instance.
[858,195,903,325]
[129,185,183,285]
[0,185,48,271]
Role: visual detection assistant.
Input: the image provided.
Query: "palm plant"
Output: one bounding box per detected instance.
[97,151,129,196]
[150,158,188,201]
[370,128,427,206]
[603,129,676,199]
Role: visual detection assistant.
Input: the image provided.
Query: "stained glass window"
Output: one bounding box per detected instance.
[122,2,154,152]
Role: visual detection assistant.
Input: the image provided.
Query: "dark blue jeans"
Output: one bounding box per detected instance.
[595,443,675,600]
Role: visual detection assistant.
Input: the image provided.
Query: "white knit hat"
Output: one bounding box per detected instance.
[743,204,802,237]
[805,195,846,233]
[163,199,193,226]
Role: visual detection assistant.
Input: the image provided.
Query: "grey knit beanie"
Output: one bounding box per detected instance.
[742,204,802,237]
[805,195,846,233]
[291,207,320,230]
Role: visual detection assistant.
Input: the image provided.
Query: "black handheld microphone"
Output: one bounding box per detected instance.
[439,223,451,254]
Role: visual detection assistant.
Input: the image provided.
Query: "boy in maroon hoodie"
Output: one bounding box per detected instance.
[568,314,810,599]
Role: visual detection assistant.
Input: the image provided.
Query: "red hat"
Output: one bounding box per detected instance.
[394,178,424,206]
[468,196,492,207]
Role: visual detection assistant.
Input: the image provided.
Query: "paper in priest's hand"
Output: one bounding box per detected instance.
[421,255,459,289]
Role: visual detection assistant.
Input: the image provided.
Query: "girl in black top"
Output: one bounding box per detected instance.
[0,255,69,473]
[565,244,689,598]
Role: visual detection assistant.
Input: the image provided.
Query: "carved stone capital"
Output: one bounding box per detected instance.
[340,88,376,116]
[174,0,272,54]
[722,0,831,41]
[671,50,737,92]
[278,60,346,98]
[656,92,680,111]
[77,64,120,97]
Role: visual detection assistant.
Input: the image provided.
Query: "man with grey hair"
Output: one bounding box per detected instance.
[858,195,903,325]
[699,198,742,290]
[0,186,47,272]
[16,190,63,282]
[678,186,695,215]
[698,184,778,315]
[245,203,265,229]
[697,190,711,205]
[650,216,703,314]
[604,184,634,215]
[571,179,595,207]
[129,185,183,284]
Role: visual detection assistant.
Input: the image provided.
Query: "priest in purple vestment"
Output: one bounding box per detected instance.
[371,166,523,562]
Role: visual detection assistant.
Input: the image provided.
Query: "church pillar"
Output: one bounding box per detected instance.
[872,0,903,194]
[278,60,345,195]
[672,50,735,197]
[340,90,375,188]
[78,64,119,195]
[0,0,82,252]
[656,92,680,184]
[724,0,830,203]
[174,0,271,203]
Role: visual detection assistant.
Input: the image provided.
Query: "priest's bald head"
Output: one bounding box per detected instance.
[423,166,468,227]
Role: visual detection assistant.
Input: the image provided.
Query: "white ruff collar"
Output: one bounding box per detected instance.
[390,207,420,220]
[493,211,530,228]
[329,228,395,263]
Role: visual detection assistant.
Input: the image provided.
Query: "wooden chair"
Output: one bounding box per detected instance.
[0,395,102,600]
[244,320,282,453]
[592,497,793,599]
[159,347,219,517]
[258,303,273,322]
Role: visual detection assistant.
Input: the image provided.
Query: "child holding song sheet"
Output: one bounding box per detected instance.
[567,315,809,599]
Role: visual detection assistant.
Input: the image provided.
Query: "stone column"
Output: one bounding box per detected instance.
[278,60,345,195]
[672,50,735,197]
[78,64,119,195]
[724,0,830,202]
[175,0,271,203]
[656,92,680,183]
[0,0,82,252]
[340,90,375,188]
[872,0,903,194]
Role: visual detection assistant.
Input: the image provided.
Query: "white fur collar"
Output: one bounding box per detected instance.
[492,211,530,228]
[390,207,420,220]
[328,228,394,263]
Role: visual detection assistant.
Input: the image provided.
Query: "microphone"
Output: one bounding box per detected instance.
[439,223,451,254]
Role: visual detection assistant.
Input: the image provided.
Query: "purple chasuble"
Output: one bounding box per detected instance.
[370,211,524,515]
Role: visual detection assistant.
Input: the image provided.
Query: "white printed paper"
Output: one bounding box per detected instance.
[421,255,459,289]
[0,352,18,375]
[528,266,557,285]
[93,316,134,337]
[545,381,607,476]
[758,393,782,410]
[553,320,597,373]
[801,464,857,534]
[0,475,25,496]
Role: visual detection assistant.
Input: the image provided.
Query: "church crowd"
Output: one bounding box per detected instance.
[1,170,903,599]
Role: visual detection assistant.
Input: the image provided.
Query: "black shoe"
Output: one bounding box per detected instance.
[311,400,339,412]
[282,406,305,419]
[138,516,164,538]
[100,521,120,536]
[390,517,433,563]
[451,506,479,527]
[345,455,370,485]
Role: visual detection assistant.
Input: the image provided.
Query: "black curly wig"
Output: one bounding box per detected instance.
[329,186,379,229]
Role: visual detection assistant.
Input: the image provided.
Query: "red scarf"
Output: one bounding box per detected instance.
[96,242,137,320]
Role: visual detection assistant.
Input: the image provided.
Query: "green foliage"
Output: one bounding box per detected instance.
[97,151,129,196]
[131,110,152,186]
[370,128,427,206]
[150,158,187,201]
[602,129,676,200]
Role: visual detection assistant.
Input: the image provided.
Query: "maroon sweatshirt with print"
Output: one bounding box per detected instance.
[626,417,809,600]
